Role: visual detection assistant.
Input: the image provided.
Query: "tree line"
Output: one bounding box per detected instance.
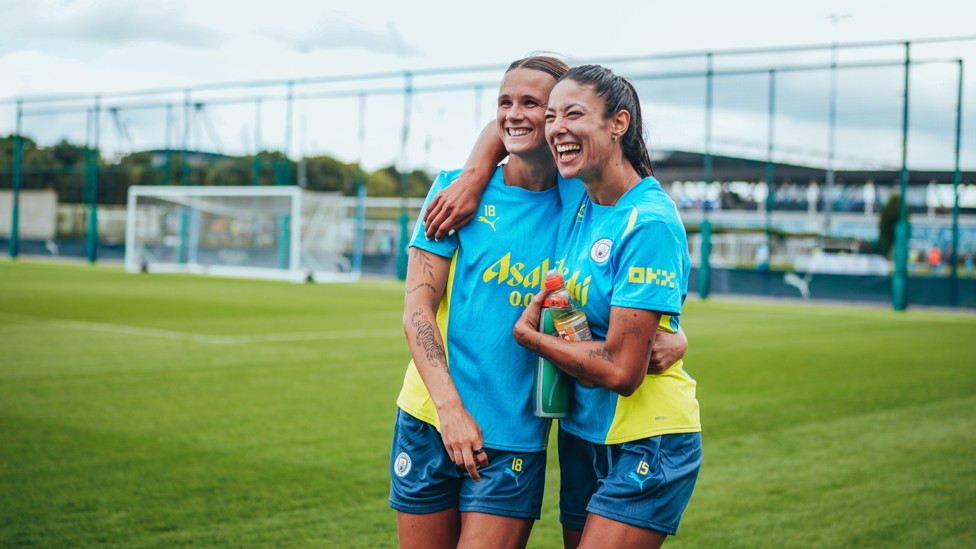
[0,134,434,205]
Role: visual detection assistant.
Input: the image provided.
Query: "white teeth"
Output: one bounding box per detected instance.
[508,128,530,136]
[556,144,581,153]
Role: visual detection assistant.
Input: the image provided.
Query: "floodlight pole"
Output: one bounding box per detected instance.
[697,53,714,300]
[950,59,964,307]
[353,92,367,275]
[163,104,173,185]
[85,95,101,264]
[823,42,838,240]
[253,98,262,186]
[8,100,22,259]
[396,72,413,282]
[474,85,483,130]
[277,82,295,270]
[893,42,911,311]
[179,89,191,264]
[764,70,777,282]
[279,81,294,186]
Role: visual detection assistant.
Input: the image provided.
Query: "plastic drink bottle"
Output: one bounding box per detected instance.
[544,270,593,342]
[532,298,571,418]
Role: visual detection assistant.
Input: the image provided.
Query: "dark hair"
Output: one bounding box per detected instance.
[507,56,570,81]
[558,64,654,177]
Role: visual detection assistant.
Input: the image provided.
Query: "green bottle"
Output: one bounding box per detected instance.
[533,297,572,418]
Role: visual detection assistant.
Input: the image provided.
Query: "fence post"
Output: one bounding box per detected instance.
[9,101,23,259]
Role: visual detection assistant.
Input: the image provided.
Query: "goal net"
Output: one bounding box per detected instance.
[125,186,362,282]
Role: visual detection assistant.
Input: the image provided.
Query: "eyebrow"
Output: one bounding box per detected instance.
[547,102,583,112]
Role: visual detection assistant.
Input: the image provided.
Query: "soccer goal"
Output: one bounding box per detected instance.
[125,186,363,282]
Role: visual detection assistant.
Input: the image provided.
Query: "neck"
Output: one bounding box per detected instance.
[504,150,558,192]
[583,155,642,206]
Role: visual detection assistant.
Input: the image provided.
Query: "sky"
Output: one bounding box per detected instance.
[1,0,975,175]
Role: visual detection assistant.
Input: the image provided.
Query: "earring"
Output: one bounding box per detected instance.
[611,134,617,143]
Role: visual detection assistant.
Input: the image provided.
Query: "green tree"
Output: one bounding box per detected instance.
[1,133,434,203]
[364,168,399,197]
[878,193,906,258]
[303,155,356,193]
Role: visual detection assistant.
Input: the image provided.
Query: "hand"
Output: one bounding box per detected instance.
[647,327,688,375]
[513,287,547,349]
[437,403,489,481]
[423,173,481,241]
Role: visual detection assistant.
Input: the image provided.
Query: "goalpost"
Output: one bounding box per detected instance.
[125,186,363,282]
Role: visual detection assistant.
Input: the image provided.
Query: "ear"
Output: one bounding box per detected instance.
[611,109,631,138]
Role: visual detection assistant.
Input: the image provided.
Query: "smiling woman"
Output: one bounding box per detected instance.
[388,55,569,549]
[512,65,700,549]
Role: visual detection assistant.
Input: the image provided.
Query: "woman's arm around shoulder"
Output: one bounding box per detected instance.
[422,122,507,240]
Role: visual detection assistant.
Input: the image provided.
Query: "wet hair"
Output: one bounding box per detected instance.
[557,64,654,177]
[506,55,570,81]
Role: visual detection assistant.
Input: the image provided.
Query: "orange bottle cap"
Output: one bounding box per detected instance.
[544,269,564,291]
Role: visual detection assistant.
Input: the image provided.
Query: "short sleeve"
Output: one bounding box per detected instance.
[610,219,685,316]
[409,170,461,258]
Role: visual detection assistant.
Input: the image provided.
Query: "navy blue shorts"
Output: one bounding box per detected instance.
[558,428,702,535]
[388,408,547,519]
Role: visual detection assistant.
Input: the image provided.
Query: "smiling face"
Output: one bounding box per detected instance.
[496,68,556,157]
[544,79,617,182]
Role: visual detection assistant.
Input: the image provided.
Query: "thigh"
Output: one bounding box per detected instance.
[578,513,666,549]
[389,408,462,514]
[558,428,602,532]
[458,512,534,549]
[459,448,547,520]
[586,432,702,536]
[398,508,460,549]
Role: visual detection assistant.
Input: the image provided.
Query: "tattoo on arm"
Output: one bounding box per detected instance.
[410,248,435,279]
[411,311,448,372]
[406,282,437,294]
[571,361,587,378]
[619,312,643,339]
[588,345,614,364]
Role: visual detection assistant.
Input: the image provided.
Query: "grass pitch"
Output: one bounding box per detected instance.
[1,260,974,548]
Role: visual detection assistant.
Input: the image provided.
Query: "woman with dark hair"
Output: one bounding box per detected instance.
[425,64,700,548]
[512,64,701,548]
[391,57,690,548]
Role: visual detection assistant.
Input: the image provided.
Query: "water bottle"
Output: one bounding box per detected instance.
[544,270,593,342]
[532,298,571,418]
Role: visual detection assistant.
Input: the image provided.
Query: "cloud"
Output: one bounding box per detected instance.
[0,1,225,51]
[266,16,421,57]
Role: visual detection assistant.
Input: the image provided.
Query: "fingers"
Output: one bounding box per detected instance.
[532,286,548,303]
[424,205,448,240]
[430,211,474,241]
[438,212,474,240]
[473,446,489,470]
[423,195,443,226]
[462,448,482,481]
[449,443,487,482]
[440,419,488,482]
[422,192,479,240]
[523,287,546,316]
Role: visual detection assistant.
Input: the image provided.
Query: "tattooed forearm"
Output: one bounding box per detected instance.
[410,248,435,278]
[619,312,643,338]
[571,361,587,378]
[406,282,437,294]
[411,311,448,371]
[588,345,614,364]
[551,335,572,347]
